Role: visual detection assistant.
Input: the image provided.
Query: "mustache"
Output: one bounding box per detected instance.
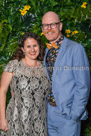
[45,30,55,34]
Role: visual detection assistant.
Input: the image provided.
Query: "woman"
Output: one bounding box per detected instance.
[0,32,49,136]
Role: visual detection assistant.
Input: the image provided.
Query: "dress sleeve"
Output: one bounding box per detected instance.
[4,59,19,73]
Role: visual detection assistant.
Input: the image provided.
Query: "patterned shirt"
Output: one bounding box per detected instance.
[46,35,64,105]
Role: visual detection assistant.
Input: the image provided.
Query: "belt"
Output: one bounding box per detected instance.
[49,101,56,107]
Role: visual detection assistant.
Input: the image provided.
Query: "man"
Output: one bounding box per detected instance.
[42,11,90,136]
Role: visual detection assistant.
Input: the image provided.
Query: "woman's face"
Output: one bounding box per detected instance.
[22,38,40,61]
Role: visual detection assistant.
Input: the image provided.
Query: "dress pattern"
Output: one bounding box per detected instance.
[1,59,49,136]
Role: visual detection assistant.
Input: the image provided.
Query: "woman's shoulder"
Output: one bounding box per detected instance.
[9,59,19,64]
[4,59,19,73]
[6,59,19,67]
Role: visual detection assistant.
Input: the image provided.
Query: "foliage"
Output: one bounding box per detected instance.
[84,125,91,136]
[0,0,91,66]
[0,0,91,135]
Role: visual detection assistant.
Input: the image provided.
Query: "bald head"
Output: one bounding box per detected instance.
[42,11,62,43]
[42,11,60,24]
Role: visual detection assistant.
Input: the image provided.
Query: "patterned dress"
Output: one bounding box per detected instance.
[1,59,49,136]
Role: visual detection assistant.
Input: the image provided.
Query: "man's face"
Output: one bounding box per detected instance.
[42,13,62,43]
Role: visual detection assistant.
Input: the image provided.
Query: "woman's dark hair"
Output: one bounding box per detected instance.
[11,32,45,61]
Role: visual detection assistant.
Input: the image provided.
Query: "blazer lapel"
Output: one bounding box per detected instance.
[44,37,68,82]
[53,36,68,78]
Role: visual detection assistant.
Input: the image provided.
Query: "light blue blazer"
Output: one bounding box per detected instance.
[44,36,90,121]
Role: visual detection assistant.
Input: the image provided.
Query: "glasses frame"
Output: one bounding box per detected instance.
[42,22,60,30]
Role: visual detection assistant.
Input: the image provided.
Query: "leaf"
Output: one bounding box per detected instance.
[1,19,8,23]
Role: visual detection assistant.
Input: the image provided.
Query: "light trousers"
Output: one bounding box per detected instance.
[47,103,81,136]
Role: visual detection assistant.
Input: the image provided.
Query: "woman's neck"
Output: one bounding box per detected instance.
[22,58,39,67]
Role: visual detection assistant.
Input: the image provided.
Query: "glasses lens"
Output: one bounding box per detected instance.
[42,24,48,30]
[42,22,60,30]
[51,23,56,29]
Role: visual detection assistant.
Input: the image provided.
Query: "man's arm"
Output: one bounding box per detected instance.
[71,44,90,121]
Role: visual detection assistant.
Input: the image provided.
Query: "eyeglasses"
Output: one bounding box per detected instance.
[42,22,60,30]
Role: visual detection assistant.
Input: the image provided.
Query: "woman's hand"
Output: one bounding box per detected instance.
[0,118,8,132]
[0,71,13,132]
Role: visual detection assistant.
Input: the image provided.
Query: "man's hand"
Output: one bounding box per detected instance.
[11,90,14,97]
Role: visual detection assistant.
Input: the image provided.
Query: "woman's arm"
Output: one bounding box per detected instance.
[0,71,13,132]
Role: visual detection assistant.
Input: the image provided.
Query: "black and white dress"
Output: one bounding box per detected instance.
[1,59,49,136]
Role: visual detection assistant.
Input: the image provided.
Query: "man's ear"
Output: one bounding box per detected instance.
[59,22,62,31]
